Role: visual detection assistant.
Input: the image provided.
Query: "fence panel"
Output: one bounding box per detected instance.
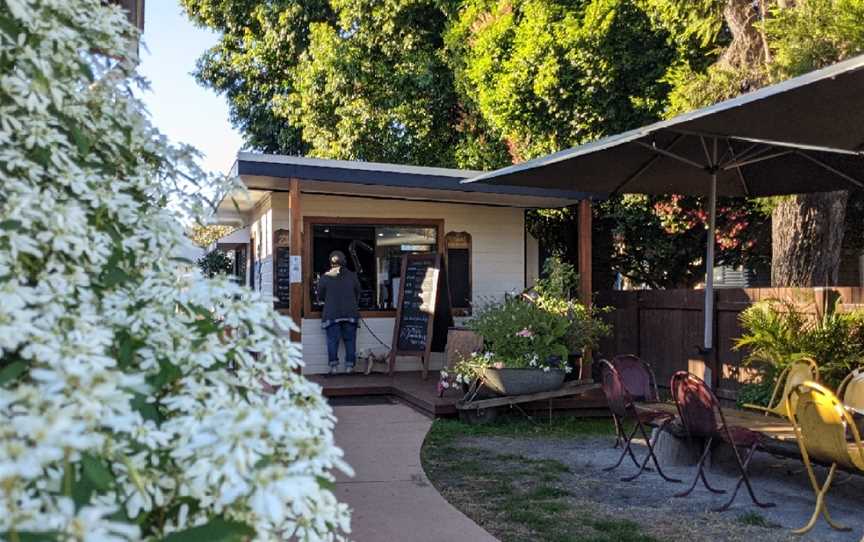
[595,287,864,400]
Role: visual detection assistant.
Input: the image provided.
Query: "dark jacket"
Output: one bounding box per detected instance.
[318,267,361,321]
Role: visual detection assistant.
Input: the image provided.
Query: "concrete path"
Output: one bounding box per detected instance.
[333,400,498,542]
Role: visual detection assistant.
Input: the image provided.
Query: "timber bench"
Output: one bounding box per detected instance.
[456,379,601,423]
[635,402,857,467]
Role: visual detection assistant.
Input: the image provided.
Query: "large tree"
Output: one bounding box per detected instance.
[182,0,335,153]
[451,0,769,287]
[183,0,774,288]
[657,0,864,286]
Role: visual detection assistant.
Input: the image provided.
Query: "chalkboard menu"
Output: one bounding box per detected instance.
[273,229,290,310]
[389,253,453,379]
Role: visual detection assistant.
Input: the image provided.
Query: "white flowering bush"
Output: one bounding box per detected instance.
[0,1,351,540]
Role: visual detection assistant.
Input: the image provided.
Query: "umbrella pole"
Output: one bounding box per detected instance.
[703,172,718,351]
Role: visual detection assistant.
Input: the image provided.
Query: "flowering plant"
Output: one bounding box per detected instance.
[437,352,495,393]
[532,257,611,353]
[0,2,349,541]
[467,297,570,371]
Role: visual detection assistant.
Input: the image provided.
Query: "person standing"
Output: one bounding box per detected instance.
[318,250,361,375]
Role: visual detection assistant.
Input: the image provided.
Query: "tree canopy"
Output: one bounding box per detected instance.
[183,0,864,287]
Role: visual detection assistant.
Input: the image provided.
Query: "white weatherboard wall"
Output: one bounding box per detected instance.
[247,194,274,303]
[297,194,526,374]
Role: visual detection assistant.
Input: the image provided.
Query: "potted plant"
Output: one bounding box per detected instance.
[467,295,572,395]
[527,257,612,379]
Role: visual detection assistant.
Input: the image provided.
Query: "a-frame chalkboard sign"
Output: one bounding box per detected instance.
[389,253,454,379]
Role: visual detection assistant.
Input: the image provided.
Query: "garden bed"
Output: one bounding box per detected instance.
[421,416,864,542]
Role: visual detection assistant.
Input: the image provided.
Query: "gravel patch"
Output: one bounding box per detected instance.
[456,434,864,542]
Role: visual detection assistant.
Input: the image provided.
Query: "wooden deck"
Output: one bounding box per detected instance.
[310,372,460,416]
[311,371,609,418]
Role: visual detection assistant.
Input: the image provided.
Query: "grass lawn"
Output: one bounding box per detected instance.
[421,416,657,542]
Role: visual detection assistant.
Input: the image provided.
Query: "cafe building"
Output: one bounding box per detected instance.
[214,153,588,374]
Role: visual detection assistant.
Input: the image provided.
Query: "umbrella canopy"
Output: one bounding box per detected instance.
[463,54,864,351]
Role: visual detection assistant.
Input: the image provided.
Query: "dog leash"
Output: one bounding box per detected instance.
[359,315,392,351]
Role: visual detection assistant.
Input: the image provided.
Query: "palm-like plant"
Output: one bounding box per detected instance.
[735,298,864,393]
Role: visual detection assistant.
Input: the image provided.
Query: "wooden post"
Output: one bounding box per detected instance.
[578,199,593,378]
[578,199,592,307]
[288,179,303,344]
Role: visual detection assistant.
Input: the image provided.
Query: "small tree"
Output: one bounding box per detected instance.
[198,250,233,278]
[0,1,350,540]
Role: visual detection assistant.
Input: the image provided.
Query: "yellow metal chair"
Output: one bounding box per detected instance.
[743,357,819,417]
[838,367,864,415]
[785,381,864,536]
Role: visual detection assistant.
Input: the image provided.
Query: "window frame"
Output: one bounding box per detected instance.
[303,216,445,319]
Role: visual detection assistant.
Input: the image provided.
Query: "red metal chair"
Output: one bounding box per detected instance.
[607,355,663,448]
[600,359,681,483]
[670,371,775,511]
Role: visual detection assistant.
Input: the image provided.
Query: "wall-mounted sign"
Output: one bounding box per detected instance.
[273,229,291,309]
[290,255,302,284]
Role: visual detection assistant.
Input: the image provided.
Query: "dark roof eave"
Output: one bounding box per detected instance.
[235,157,602,202]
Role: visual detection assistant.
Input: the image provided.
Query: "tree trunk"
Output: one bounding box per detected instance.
[771,191,848,286]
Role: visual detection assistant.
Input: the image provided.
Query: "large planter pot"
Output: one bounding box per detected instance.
[482,367,565,396]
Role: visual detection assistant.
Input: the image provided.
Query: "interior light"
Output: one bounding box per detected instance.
[378,233,384,237]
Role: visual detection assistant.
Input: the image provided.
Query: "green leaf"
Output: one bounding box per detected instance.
[0,13,22,39]
[69,124,92,156]
[81,453,114,491]
[71,470,96,510]
[117,332,143,369]
[161,519,255,542]
[1,532,60,542]
[0,361,27,386]
[131,392,160,423]
[0,219,22,231]
[147,358,182,390]
[77,60,94,83]
[102,264,131,288]
[316,475,336,491]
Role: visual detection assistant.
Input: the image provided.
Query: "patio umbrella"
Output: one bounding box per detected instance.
[463,54,864,351]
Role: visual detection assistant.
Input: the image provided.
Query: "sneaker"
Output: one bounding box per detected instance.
[327,366,337,377]
[344,365,355,375]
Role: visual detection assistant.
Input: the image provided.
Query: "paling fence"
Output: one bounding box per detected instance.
[595,287,864,401]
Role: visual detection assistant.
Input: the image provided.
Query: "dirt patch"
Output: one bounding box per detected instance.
[422,419,864,542]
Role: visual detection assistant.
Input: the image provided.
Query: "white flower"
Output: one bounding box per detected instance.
[0,1,351,539]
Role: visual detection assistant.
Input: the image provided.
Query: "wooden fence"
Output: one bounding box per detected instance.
[595,287,864,401]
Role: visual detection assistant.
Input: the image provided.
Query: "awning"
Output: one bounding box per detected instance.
[463,54,864,351]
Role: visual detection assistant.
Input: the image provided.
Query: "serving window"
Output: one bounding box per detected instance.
[304,218,444,317]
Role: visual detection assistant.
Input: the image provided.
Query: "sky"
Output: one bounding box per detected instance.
[138,3,244,175]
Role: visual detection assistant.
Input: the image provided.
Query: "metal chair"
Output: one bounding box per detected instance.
[599,360,680,483]
[742,357,819,418]
[608,355,662,447]
[786,381,864,536]
[838,367,864,414]
[670,371,775,511]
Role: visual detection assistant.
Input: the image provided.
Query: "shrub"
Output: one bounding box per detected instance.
[532,257,611,353]
[734,298,864,392]
[0,2,350,540]
[468,296,571,370]
[197,249,233,277]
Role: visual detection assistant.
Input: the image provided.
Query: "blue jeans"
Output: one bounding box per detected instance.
[326,321,357,368]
